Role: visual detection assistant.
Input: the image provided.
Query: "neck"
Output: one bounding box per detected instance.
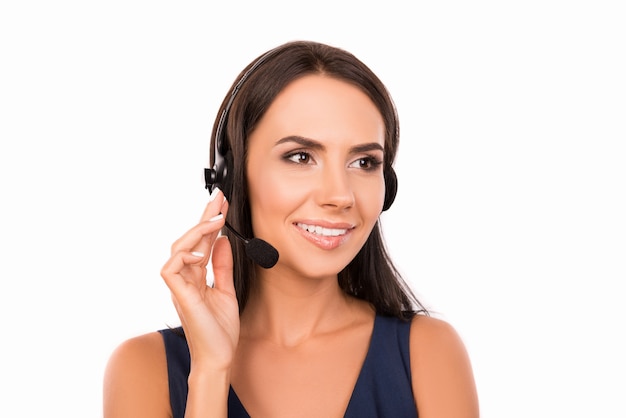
[240,269,359,347]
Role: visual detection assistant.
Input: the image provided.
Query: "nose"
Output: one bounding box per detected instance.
[315,164,355,210]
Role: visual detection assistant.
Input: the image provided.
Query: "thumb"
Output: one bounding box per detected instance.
[211,235,235,295]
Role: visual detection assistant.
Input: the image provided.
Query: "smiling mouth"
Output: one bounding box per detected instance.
[295,222,350,237]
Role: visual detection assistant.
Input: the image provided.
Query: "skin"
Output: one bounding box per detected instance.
[103,75,479,418]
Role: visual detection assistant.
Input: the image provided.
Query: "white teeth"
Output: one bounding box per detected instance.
[297,223,347,237]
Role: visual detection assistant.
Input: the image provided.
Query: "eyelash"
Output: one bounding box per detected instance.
[353,156,383,171]
[283,151,383,171]
[285,151,312,164]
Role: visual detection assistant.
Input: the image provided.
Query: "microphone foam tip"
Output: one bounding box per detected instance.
[245,238,279,269]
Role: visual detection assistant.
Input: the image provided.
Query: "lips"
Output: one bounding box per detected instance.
[295,222,349,237]
[294,221,355,250]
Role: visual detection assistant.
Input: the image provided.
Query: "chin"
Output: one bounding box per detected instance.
[282,252,354,280]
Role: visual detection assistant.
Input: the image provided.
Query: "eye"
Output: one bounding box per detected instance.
[349,156,383,171]
[285,151,313,165]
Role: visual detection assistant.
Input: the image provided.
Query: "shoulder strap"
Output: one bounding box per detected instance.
[344,315,418,417]
[158,328,250,418]
[159,327,190,418]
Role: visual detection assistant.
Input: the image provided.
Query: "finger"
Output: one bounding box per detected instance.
[199,187,228,222]
[170,213,226,255]
[161,251,207,296]
[211,235,235,296]
[177,192,229,256]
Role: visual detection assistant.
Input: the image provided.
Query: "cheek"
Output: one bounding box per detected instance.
[247,166,303,229]
[357,176,386,221]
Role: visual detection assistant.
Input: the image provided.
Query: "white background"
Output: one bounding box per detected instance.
[1,1,624,417]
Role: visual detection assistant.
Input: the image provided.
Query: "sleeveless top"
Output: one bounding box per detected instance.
[158,314,418,417]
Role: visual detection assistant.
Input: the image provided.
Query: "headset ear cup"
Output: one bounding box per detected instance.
[382,168,397,211]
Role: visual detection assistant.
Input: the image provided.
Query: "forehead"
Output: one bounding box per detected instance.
[252,74,385,146]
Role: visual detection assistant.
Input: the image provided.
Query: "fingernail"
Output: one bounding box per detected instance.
[191,251,204,257]
[208,213,224,222]
[208,187,221,202]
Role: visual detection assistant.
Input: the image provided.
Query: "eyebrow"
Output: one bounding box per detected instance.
[275,135,384,154]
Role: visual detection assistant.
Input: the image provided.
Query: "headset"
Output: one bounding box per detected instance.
[204,47,398,212]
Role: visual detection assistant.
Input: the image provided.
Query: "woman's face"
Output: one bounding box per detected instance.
[246,74,386,279]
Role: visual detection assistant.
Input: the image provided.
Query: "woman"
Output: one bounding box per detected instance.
[104,40,479,417]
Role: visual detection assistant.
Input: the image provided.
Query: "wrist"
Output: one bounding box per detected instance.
[188,366,231,387]
[185,368,231,417]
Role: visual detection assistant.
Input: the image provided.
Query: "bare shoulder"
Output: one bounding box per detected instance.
[103,331,171,418]
[409,315,467,354]
[409,315,479,418]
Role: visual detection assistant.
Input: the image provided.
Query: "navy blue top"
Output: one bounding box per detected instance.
[159,315,418,417]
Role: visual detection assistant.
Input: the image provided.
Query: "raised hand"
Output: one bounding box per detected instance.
[160,188,240,373]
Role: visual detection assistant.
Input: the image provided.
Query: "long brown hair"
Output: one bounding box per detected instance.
[210,40,428,319]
